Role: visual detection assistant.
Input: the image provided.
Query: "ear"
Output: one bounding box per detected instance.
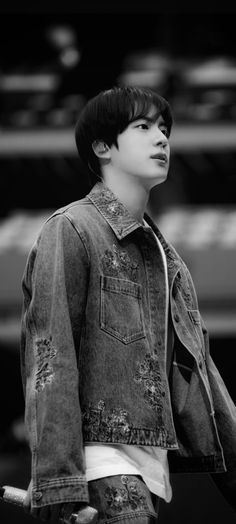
[92,140,110,159]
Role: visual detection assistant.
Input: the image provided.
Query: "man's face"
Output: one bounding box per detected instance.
[108,110,170,189]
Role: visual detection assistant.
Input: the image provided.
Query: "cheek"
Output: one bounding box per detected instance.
[117,144,139,165]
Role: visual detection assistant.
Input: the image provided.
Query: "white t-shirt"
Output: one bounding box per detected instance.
[85,223,173,503]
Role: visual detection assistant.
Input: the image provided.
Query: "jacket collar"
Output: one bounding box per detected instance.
[88,181,181,267]
[88,182,143,240]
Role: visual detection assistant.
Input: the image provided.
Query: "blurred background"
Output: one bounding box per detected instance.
[0,5,236,524]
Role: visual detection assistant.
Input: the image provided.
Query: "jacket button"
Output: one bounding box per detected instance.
[174,314,180,323]
[34,492,42,501]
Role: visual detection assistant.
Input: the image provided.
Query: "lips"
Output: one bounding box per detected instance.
[151,153,168,162]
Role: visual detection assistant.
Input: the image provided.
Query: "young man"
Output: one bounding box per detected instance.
[21,86,236,523]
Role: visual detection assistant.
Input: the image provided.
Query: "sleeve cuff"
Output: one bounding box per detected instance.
[32,476,89,507]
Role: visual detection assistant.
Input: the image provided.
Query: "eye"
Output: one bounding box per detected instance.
[160,127,169,138]
[136,123,149,130]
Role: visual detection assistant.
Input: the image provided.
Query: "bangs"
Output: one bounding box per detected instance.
[100,86,173,136]
[125,87,173,133]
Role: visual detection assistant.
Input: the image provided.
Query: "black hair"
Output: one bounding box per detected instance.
[75,85,173,183]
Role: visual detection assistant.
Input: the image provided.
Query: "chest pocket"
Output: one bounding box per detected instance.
[100,275,145,344]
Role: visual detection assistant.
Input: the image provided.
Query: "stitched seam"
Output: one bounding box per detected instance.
[100,510,157,524]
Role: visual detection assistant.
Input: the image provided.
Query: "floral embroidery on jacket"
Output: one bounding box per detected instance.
[82,400,170,446]
[82,401,132,442]
[35,336,57,392]
[134,354,165,416]
[102,244,138,280]
[104,475,148,514]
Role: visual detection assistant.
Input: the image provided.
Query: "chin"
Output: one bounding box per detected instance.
[152,173,168,186]
[139,172,167,189]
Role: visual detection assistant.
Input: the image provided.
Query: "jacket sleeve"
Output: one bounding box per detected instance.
[20,213,90,508]
[201,320,236,512]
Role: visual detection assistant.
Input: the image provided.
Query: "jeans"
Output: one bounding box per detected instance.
[88,475,159,523]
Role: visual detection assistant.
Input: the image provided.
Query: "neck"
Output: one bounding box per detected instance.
[102,172,150,223]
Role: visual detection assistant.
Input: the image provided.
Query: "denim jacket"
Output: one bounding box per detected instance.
[20,182,236,510]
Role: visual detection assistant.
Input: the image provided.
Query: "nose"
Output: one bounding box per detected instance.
[153,129,168,147]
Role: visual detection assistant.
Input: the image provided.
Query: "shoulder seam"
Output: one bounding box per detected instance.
[64,212,90,263]
[44,212,90,263]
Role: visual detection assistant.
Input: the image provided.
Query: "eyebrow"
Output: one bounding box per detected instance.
[133,116,167,125]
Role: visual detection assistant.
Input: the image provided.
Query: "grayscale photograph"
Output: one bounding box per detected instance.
[0,4,235,524]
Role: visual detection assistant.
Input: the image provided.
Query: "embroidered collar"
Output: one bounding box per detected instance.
[88,182,142,240]
[88,182,180,266]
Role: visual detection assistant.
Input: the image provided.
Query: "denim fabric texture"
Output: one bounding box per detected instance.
[88,474,159,523]
[20,182,236,510]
